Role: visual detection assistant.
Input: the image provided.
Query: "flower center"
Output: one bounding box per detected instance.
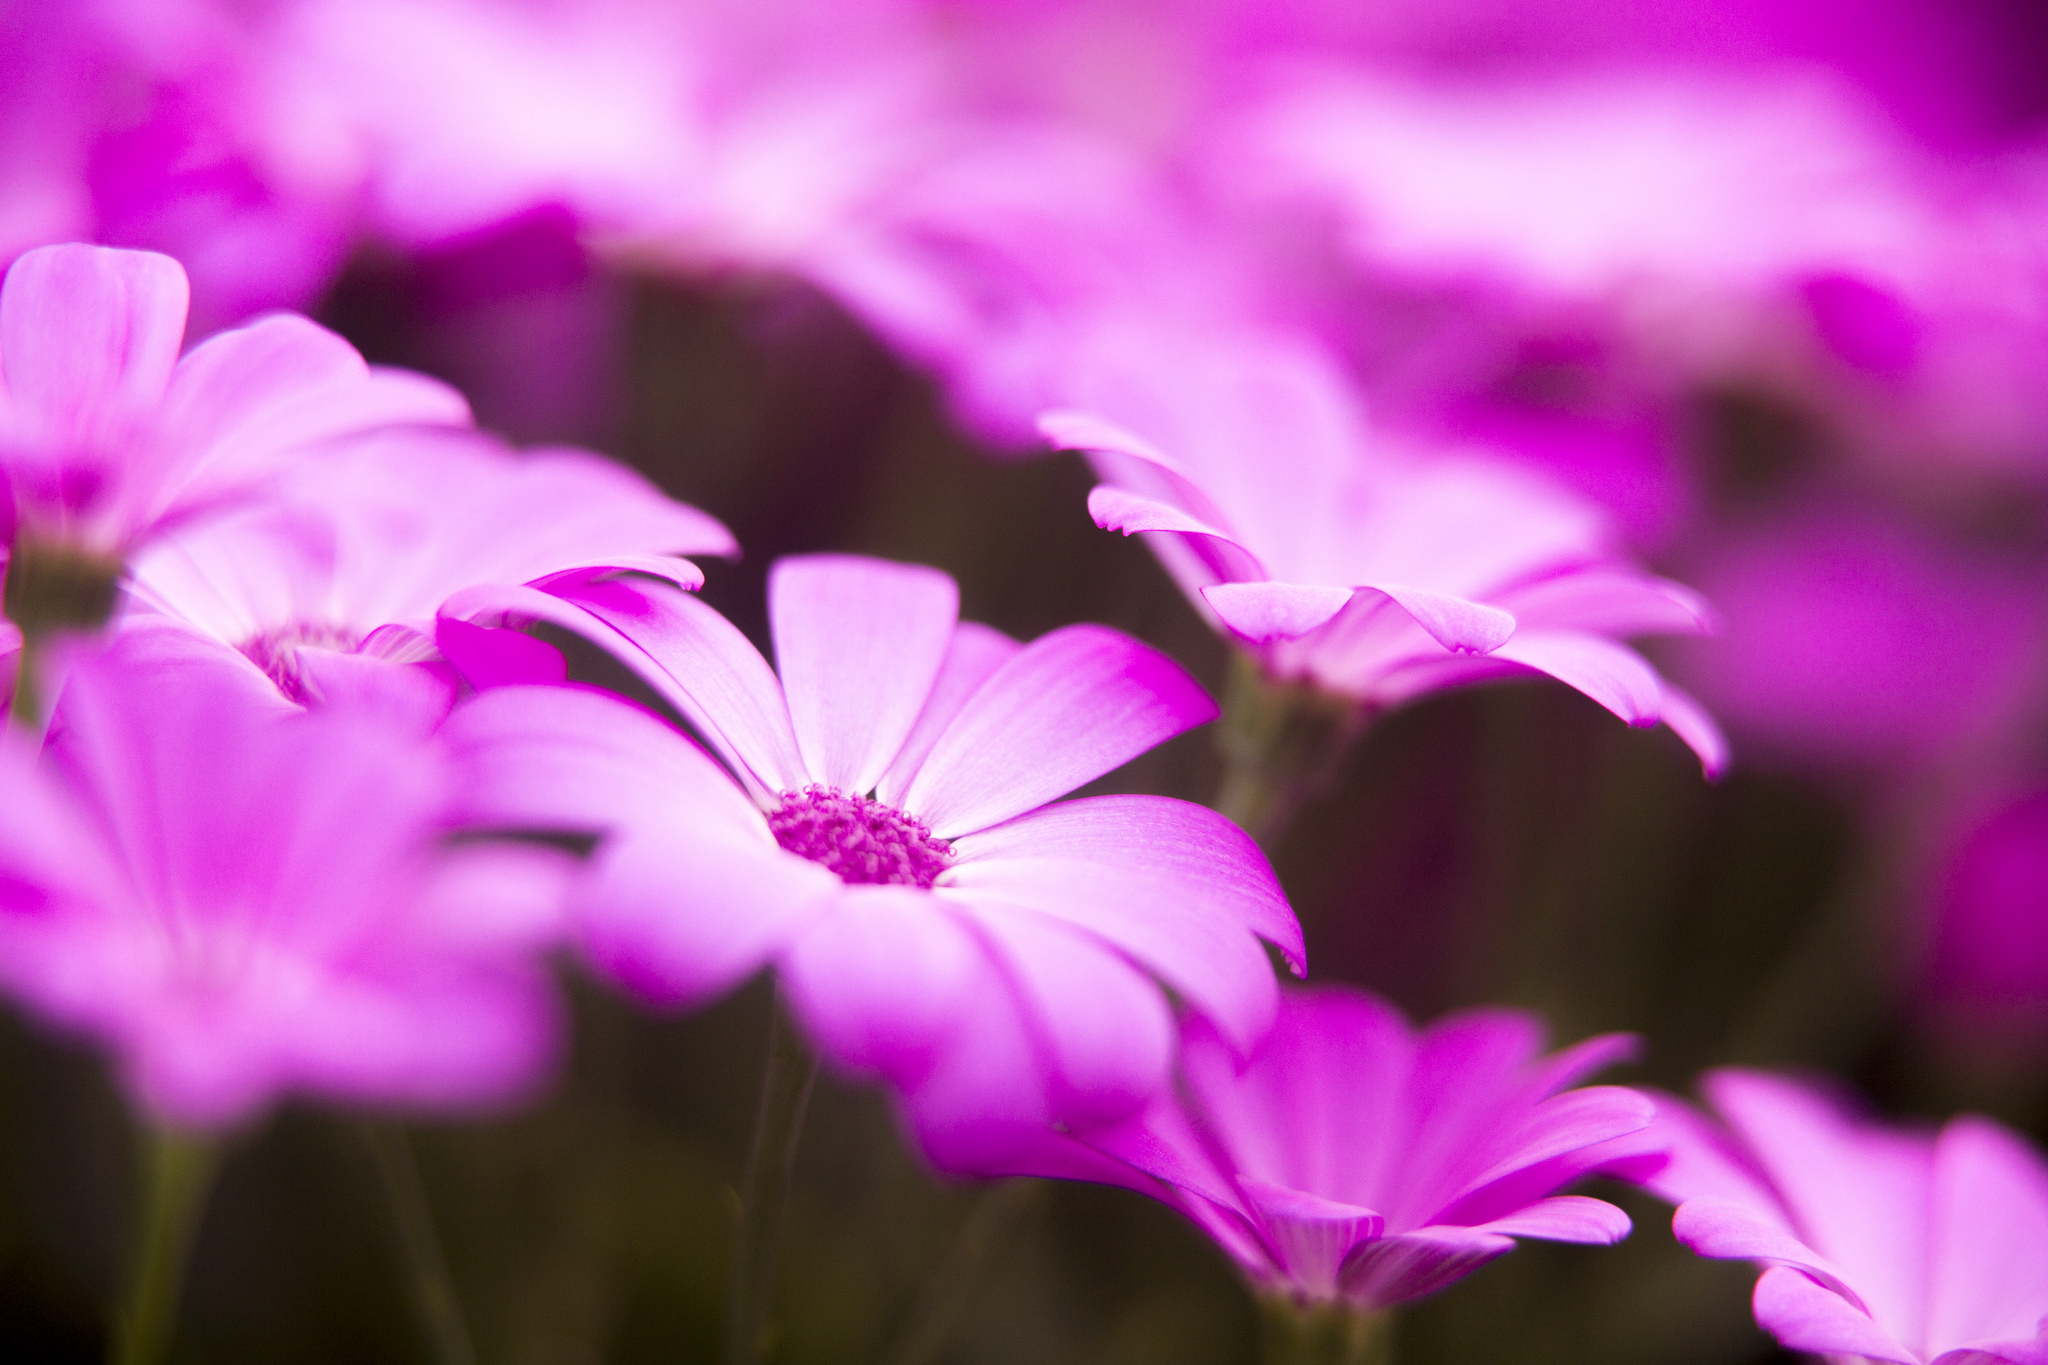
[768,785,952,888]
[242,623,362,700]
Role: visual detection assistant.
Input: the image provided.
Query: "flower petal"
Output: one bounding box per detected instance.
[0,244,187,434]
[964,902,1175,1129]
[1752,1266,1920,1365]
[944,794,1300,1052]
[1202,582,1355,643]
[451,576,807,797]
[1490,628,1664,725]
[1365,584,1518,655]
[579,827,840,1008]
[901,625,1218,836]
[874,622,1021,807]
[1337,1225,1515,1309]
[769,555,958,794]
[1500,570,1716,637]
[779,885,989,1089]
[1471,1194,1632,1244]
[1925,1117,2048,1355]
[1239,1175,1385,1299]
[1658,681,1732,779]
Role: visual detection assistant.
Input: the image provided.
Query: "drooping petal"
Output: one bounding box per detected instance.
[1752,1267,1920,1365]
[1338,1226,1516,1309]
[1490,629,1665,726]
[945,794,1300,1052]
[1364,584,1518,655]
[874,622,1021,806]
[891,948,1059,1173]
[1499,570,1716,637]
[0,244,188,438]
[1658,681,1733,779]
[1202,582,1355,643]
[768,555,958,794]
[1471,1195,1632,1244]
[900,625,1218,837]
[1670,1197,1868,1310]
[1238,1176,1384,1299]
[1090,486,1269,584]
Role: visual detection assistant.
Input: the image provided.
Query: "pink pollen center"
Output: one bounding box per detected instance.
[768,785,952,888]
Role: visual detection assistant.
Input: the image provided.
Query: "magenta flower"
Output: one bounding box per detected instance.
[1019,987,1653,1308]
[0,629,571,1126]
[441,553,1302,1168]
[127,426,735,707]
[1634,1069,2048,1365]
[0,242,466,563]
[1041,327,1726,774]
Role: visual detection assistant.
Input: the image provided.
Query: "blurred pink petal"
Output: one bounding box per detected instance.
[1627,1067,2048,1363]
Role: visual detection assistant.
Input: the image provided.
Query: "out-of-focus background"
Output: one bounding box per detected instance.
[5,2,2048,1361]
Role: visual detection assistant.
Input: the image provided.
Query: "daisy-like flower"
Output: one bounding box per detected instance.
[1632,1069,2048,1365]
[127,426,735,710]
[0,243,465,648]
[1041,326,1726,777]
[442,552,1302,1168]
[1014,986,1654,1311]
[0,628,571,1126]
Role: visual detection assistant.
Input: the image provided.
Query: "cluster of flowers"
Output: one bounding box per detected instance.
[3,239,2044,1361]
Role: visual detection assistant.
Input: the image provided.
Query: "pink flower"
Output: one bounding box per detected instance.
[441,553,1303,1168]
[0,243,466,561]
[127,426,734,708]
[1634,1069,2048,1365]
[1017,987,1653,1308]
[1922,789,2048,1054]
[1041,326,1727,774]
[0,629,571,1127]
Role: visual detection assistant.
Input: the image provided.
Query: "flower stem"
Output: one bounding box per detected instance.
[361,1121,479,1365]
[877,1179,1043,1365]
[4,538,123,734]
[1214,652,1367,847]
[1257,1294,1393,1365]
[725,1002,819,1365]
[8,634,45,732]
[113,1127,220,1365]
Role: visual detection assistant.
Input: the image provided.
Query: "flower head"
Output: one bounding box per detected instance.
[1042,325,1727,775]
[442,552,1303,1168]
[0,243,466,563]
[1017,987,1654,1309]
[1632,1069,2048,1365]
[127,425,735,708]
[0,629,571,1127]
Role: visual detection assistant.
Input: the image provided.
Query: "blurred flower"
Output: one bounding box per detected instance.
[1921,790,2048,1055]
[1042,326,1725,773]
[1635,1068,2048,1365]
[127,426,734,711]
[1,1,362,333]
[0,243,465,566]
[441,553,1302,1168]
[1020,986,1652,1308]
[1670,508,2046,769]
[0,629,571,1127]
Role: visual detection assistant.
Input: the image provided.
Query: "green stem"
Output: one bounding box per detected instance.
[1214,651,1367,848]
[877,1180,1043,1365]
[113,1127,221,1365]
[9,633,45,733]
[361,1121,479,1365]
[1257,1294,1393,1365]
[725,1003,820,1365]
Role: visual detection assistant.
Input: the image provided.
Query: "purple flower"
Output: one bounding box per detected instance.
[1633,1069,2048,1365]
[0,629,571,1127]
[127,426,734,708]
[1922,789,2048,1055]
[1041,327,1727,774]
[1018,987,1653,1308]
[0,243,466,562]
[441,553,1303,1168]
